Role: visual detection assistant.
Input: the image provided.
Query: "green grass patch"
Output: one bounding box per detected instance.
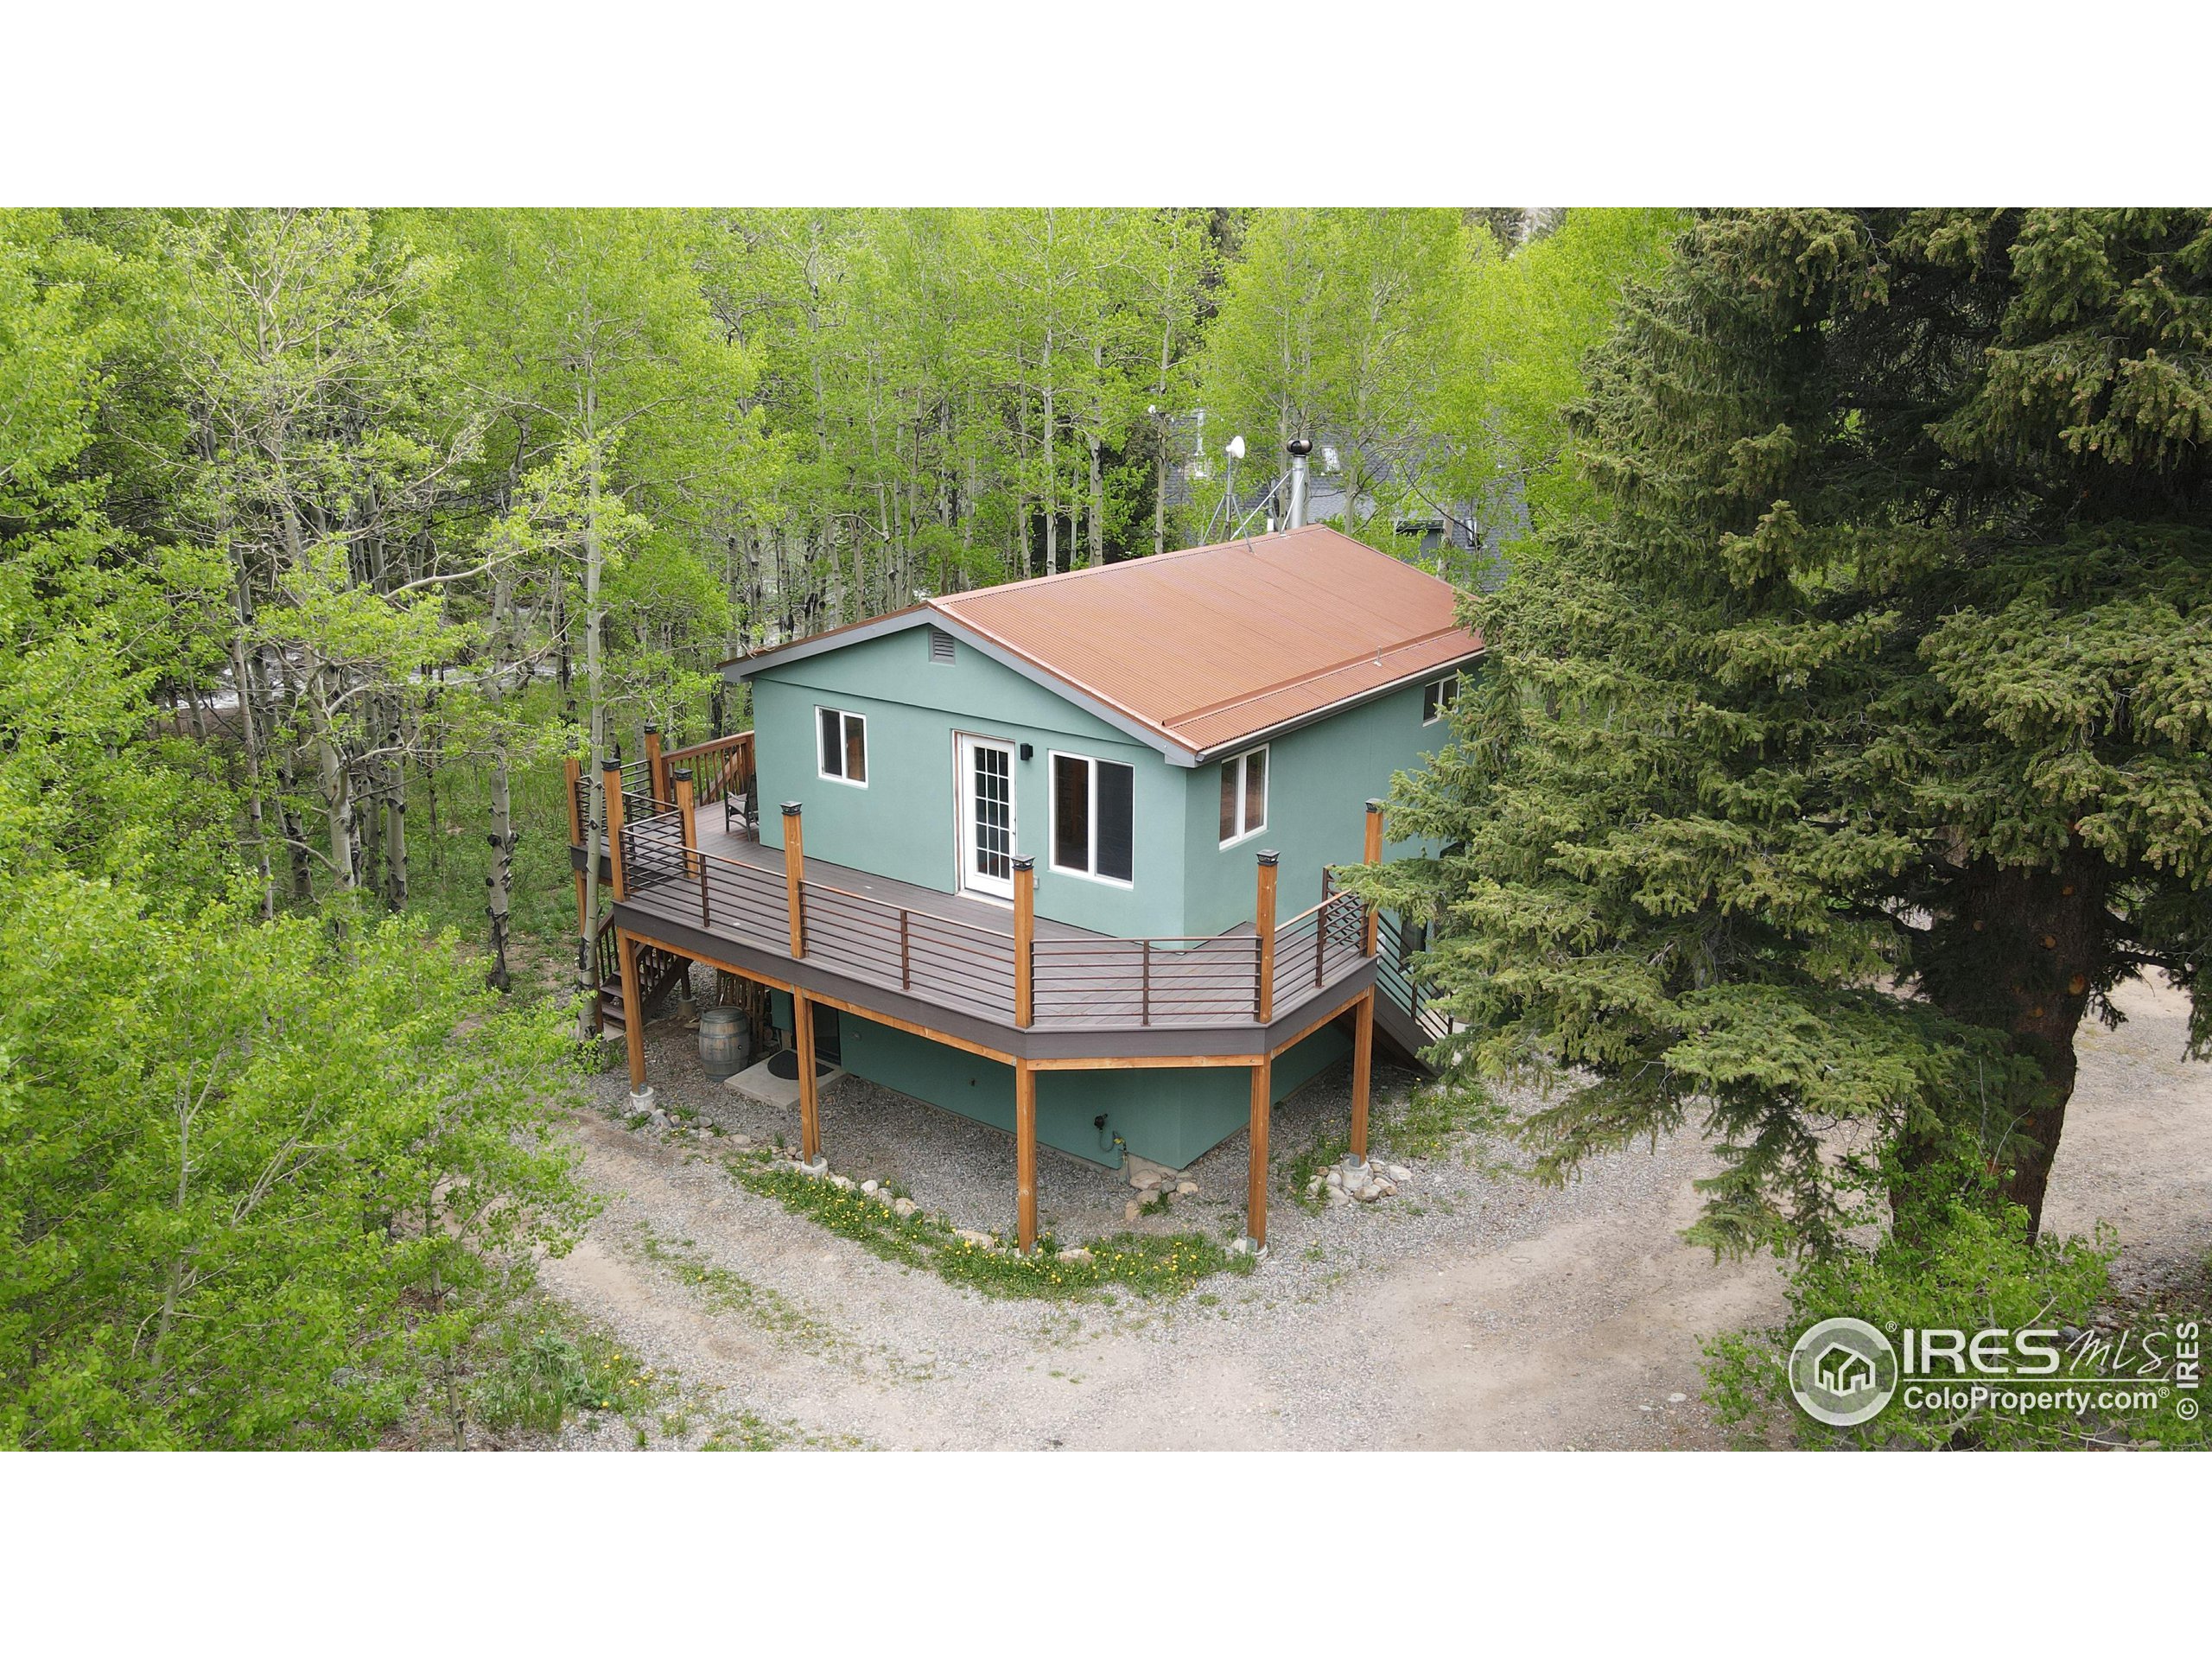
[469,1300,678,1438]
[724,1153,1255,1300]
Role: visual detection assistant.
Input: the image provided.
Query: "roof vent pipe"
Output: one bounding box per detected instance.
[1286,438,1313,530]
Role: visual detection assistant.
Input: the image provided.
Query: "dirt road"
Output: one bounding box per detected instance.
[537,975,2204,1451]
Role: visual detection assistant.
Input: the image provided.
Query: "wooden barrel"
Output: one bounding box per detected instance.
[698,1005,751,1079]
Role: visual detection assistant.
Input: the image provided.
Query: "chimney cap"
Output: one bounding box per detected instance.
[1287,437,1313,457]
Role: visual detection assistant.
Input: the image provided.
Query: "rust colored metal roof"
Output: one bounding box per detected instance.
[927,525,1481,758]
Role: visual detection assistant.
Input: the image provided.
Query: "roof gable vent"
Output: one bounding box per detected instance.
[928,626,956,664]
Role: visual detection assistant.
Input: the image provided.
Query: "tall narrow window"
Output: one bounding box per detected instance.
[817,707,868,785]
[1421,672,1460,725]
[1218,746,1268,845]
[1050,751,1135,884]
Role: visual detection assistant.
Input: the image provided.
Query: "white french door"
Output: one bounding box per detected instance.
[956,734,1017,900]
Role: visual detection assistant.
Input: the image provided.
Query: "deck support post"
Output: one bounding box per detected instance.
[793,988,823,1168]
[616,928,652,1110]
[1014,1057,1038,1253]
[675,769,697,879]
[1243,1057,1272,1255]
[643,725,665,808]
[1013,856,1035,1028]
[1362,800,1383,956]
[781,802,806,957]
[1255,850,1280,1023]
[603,759,628,900]
[1349,988,1375,1164]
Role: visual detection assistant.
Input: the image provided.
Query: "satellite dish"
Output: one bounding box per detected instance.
[1225,435,1246,461]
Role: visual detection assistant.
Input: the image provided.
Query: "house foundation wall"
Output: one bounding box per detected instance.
[769,992,1349,1169]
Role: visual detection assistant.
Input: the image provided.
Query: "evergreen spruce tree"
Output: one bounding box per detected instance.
[1359,210,2212,1251]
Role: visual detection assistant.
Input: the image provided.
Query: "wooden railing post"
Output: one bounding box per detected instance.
[1255,850,1280,1023]
[643,724,665,808]
[1013,856,1035,1027]
[1362,799,1384,956]
[674,766,697,880]
[781,802,805,957]
[603,758,628,900]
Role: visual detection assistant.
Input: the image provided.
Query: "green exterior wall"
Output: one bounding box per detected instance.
[768,993,1349,1170]
[744,622,1469,943]
[1179,675,1465,938]
[750,626,1190,938]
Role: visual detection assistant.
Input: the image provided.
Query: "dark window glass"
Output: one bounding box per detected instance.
[1053,754,1090,872]
[1096,761,1134,882]
[819,707,843,777]
[1243,747,1266,835]
[1421,681,1440,722]
[844,715,867,783]
[1219,760,1237,842]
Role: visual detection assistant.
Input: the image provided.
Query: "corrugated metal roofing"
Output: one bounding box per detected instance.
[927,524,1481,757]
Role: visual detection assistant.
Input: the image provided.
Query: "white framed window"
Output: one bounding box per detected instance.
[1049,750,1135,886]
[1421,672,1460,725]
[1217,745,1268,847]
[816,706,868,786]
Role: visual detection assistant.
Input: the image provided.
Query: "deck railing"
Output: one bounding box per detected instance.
[610,795,1395,1033]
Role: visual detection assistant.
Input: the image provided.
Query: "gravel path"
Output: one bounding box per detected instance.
[536,974,2205,1451]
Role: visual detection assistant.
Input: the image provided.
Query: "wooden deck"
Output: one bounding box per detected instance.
[613,807,1367,1038]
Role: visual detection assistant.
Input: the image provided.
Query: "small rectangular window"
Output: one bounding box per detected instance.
[1421,673,1460,725]
[817,708,867,785]
[1050,752,1135,884]
[1052,753,1090,872]
[1096,761,1133,882]
[1218,746,1268,846]
[928,626,955,664]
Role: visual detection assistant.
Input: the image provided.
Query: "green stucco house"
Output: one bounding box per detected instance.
[588,522,1473,1251]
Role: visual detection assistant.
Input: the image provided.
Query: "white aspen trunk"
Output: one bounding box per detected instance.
[578,344,607,1041]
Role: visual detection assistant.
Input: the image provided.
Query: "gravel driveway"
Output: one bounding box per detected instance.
[535,975,2205,1451]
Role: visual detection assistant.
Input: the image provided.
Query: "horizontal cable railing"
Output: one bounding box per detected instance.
[1031,935,1265,1028]
[617,817,1380,1033]
[1374,944,1449,1045]
[619,822,791,953]
[1273,890,1368,999]
[800,879,1020,1020]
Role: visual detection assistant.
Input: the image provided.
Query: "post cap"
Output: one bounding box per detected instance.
[671,766,693,783]
[1012,855,1034,873]
[644,722,659,734]
[600,753,622,772]
[781,801,803,817]
[1366,798,1384,813]
[1256,849,1280,867]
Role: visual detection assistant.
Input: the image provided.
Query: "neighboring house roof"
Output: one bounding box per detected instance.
[723,524,1483,766]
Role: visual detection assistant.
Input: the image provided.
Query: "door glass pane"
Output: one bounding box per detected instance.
[1096,761,1134,882]
[819,708,842,777]
[1243,748,1267,835]
[1052,754,1090,872]
[972,745,1011,880]
[1219,760,1238,842]
[844,715,867,783]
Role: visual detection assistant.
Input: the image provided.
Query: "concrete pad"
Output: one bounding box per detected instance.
[723,1052,844,1110]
